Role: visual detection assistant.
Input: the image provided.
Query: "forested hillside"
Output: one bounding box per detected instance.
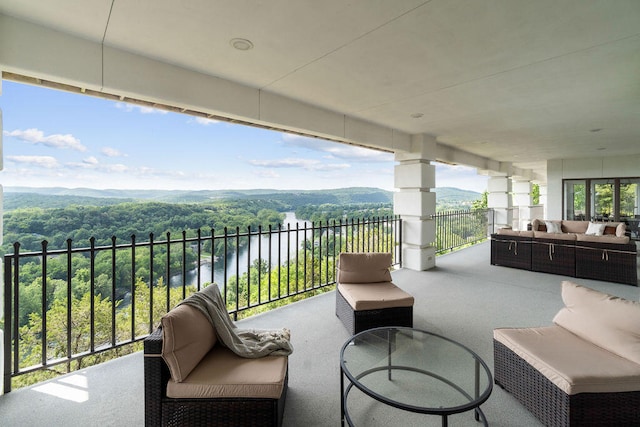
[2,186,481,253]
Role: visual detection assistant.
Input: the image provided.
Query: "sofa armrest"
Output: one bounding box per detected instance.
[144,327,171,427]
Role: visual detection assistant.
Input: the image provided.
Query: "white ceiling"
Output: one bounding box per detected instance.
[2,0,640,180]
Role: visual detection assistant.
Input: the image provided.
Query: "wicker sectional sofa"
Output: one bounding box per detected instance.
[494,281,640,426]
[491,219,638,285]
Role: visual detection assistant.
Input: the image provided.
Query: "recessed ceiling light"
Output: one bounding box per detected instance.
[590,128,603,132]
[410,113,423,119]
[230,38,254,51]
[596,147,606,151]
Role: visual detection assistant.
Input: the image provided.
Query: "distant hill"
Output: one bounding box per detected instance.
[436,187,482,205]
[3,186,481,211]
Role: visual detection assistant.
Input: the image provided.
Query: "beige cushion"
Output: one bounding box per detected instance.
[561,220,588,234]
[496,229,533,237]
[531,219,544,231]
[161,304,217,382]
[337,252,392,283]
[166,347,287,399]
[553,281,640,365]
[576,234,630,244]
[494,326,640,395]
[533,231,577,241]
[338,282,414,310]
[496,228,519,236]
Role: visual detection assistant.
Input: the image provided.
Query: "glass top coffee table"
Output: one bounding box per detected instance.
[340,327,493,427]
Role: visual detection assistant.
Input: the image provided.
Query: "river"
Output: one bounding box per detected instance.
[170,212,311,287]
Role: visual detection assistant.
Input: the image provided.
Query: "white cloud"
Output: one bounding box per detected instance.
[193,117,219,126]
[249,158,316,168]
[3,128,87,151]
[435,163,488,192]
[7,155,60,168]
[101,147,127,157]
[281,134,392,163]
[115,102,167,115]
[254,170,280,179]
[83,156,99,165]
[249,157,350,171]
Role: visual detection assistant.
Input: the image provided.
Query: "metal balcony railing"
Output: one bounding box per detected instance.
[2,216,401,392]
[432,209,494,254]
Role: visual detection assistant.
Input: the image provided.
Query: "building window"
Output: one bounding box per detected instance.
[564,178,640,222]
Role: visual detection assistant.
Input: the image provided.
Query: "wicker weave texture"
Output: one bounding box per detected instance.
[575,241,638,286]
[490,235,533,270]
[144,327,287,426]
[531,240,576,276]
[494,340,640,426]
[335,289,412,335]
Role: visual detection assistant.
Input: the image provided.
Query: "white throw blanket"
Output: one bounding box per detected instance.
[178,284,293,358]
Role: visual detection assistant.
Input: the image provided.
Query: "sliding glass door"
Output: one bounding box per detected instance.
[564,180,586,220]
[564,178,640,235]
[591,179,614,221]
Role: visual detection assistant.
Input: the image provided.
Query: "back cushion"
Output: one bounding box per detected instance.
[561,220,588,234]
[553,281,640,365]
[161,304,217,382]
[337,252,392,283]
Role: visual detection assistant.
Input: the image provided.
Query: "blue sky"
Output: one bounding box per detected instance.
[0,80,487,193]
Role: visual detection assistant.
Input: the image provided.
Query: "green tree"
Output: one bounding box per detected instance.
[471,191,488,210]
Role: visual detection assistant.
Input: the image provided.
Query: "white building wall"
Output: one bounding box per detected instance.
[546,155,640,220]
[0,83,3,396]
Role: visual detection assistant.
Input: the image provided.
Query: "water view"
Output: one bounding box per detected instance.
[171,212,311,288]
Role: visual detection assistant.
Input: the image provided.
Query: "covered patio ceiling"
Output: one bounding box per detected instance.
[1,1,639,183]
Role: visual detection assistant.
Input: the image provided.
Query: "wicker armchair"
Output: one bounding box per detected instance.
[144,328,288,426]
[144,294,289,427]
[335,252,414,335]
[494,281,640,426]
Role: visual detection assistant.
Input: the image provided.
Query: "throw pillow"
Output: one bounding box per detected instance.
[544,221,562,234]
[585,222,606,236]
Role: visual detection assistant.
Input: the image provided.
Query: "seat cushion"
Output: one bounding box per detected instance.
[533,231,577,241]
[161,304,217,382]
[553,281,640,364]
[494,326,640,395]
[337,252,392,283]
[166,346,288,399]
[338,282,414,311]
[575,233,630,244]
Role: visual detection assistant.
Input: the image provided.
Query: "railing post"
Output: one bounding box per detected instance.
[3,250,14,394]
[41,240,48,367]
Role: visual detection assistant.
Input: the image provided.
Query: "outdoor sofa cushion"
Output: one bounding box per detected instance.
[161,304,217,382]
[337,252,392,283]
[494,326,640,395]
[338,282,414,311]
[166,346,288,399]
[553,281,640,365]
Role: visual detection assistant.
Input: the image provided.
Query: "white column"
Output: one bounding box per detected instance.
[487,176,513,230]
[0,78,5,396]
[0,80,4,395]
[513,180,533,230]
[393,135,437,271]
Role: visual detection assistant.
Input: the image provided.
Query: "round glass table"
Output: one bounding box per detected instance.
[340,327,493,427]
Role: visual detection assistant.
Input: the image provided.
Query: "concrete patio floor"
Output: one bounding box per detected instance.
[1,241,639,426]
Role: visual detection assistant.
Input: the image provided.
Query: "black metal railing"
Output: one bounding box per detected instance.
[432,209,494,254]
[2,216,401,392]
